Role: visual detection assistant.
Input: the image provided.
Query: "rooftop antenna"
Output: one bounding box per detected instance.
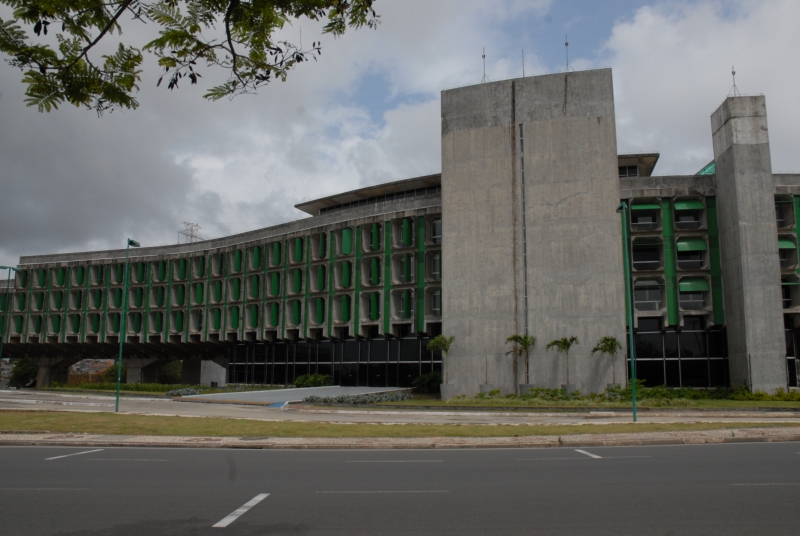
[729,65,741,97]
[564,35,573,72]
[481,47,490,83]
[522,49,525,77]
[179,222,204,244]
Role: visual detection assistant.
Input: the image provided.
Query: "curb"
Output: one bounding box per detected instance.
[2,428,799,450]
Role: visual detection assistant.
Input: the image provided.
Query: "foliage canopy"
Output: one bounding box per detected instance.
[0,0,379,113]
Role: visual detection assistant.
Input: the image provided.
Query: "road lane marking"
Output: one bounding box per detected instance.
[346,460,443,463]
[213,493,269,528]
[0,488,88,491]
[517,456,650,461]
[732,483,800,486]
[86,459,168,461]
[45,449,104,460]
[316,491,449,494]
[575,449,602,459]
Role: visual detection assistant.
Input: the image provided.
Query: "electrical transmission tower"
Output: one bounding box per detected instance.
[179,222,204,244]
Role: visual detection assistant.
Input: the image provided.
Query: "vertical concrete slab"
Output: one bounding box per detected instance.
[441,80,519,397]
[516,70,626,394]
[711,96,786,392]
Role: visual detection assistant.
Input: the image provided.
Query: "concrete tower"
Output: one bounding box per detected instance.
[440,69,626,398]
[711,96,786,391]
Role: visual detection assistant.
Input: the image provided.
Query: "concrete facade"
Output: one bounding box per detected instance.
[711,96,786,391]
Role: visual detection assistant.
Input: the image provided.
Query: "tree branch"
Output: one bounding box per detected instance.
[62,0,134,72]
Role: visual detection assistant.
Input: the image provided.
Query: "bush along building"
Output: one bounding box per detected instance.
[1,68,798,396]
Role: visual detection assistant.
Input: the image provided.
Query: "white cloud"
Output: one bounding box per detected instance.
[603,0,800,174]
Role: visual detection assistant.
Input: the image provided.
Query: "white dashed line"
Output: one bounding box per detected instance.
[213,493,269,528]
[45,449,104,461]
[316,490,449,494]
[574,449,602,459]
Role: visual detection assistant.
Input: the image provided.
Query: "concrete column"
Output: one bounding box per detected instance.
[32,356,77,387]
[711,96,786,392]
[181,358,227,386]
[125,357,161,384]
[181,359,201,385]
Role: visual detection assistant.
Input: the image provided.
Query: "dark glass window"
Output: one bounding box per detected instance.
[343,340,358,363]
[631,211,659,231]
[681,359,709,387]
[675,211,701,230]
[665,359,681,387]
[677,251,704,270]
[708,331,726,358]
[635,360,664,387]
[782,286,792,309]
[636,333,662,358]
[709,359,728,387]
[632,247,660,271]
[680,292,705,310]
[679,331,706,358]
[664,331,680,358]
[638,318,661,332]
[370,339,388,362]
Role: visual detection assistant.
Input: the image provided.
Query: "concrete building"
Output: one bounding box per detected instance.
[1,68,797,395]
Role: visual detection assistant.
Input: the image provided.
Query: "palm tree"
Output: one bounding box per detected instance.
[506,334,537,391]
[591,336,623,386]
[428,335,455,384]
[546,336,579,387]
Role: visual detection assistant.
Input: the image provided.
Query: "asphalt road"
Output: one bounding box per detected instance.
[1,442,798,535]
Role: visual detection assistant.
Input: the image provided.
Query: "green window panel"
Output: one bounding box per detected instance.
[89,314,100,334]
[782,279,800,286]
[50,314,61,334]
[232,278,241,301]
[292,269,302,294]
[154,287,165,307]
[370,292,379,321]
[32,315,43,334]
[342,229,353,255]
[194,283,204,304]
[130,312,142,333]
[213,280,223,303]
[0,295,6,312]
[679,278,710,292]
[317,265,326,291]
[316,298,325,324]
[69,314,80,334]
[371,223,381,251]
[17,270,28,288]
[294,238,304,263]
[402,219,413,247]
[195,257,206,278]
[402,290,412,319]
[341,295,351,323]
[318,234,327,259]
[112,288,123,308]
[631,203,661,210]
[36,269,46,287]
[135,263,145,284]
[270,303,280,327]
[174,310,184,332]
[272,242,282,265]
[74,266,85,286]
[112,265,123,284]
[779,238,796,250]
[56,267,66,287]
[676,238,707,251]
[674,200,705,211]
[71,290,82,310]
[403,254,413,283]
[696,160,716,176]
[234,250,243,273]
[270,272,280,296]
[151,311,163,332]
[109,313,120,334]
[175,285,185,306]
[371,258,380,285]
[13,315,24,334]
[133,288,144,308]
[15,293,26,311]
[342,262,352,288]
[178,259,187,280]
[251,247,262,270]
[248,305,258,329]
[249,275,259,299]
[51,292,62,311]
[292,300,301,325]
[157,261,167,282]
[212,308,222,331]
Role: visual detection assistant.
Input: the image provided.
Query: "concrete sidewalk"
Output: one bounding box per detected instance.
[180,385,408,405]
[2,427,799,450]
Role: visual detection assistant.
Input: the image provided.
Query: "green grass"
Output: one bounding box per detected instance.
[376,397,800,410]
[1,410,798,438]
[41,384,283,396]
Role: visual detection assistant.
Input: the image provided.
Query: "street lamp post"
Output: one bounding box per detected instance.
[0,266,21,368]
[116,239,140,412]
[616,202,638,423]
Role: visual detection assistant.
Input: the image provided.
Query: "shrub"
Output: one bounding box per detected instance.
[8,359,38,388]
[295,374,333,388]
[102,363,127,383]
[156,360,183,384]
[412,371,442,394]
[304,393,412,404]
[167,387,200,397]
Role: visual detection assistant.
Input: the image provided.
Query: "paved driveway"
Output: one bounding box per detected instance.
[182,386,408,404]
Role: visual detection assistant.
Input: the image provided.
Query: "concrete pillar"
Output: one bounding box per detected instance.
[125,357,161,384]
[32,356,77,387]
[440,69,625,398]
[711,96,786,392]
[181,359,201,385]
[181,358,227,386]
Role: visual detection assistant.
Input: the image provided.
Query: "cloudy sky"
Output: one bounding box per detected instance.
[1,0,799,268]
